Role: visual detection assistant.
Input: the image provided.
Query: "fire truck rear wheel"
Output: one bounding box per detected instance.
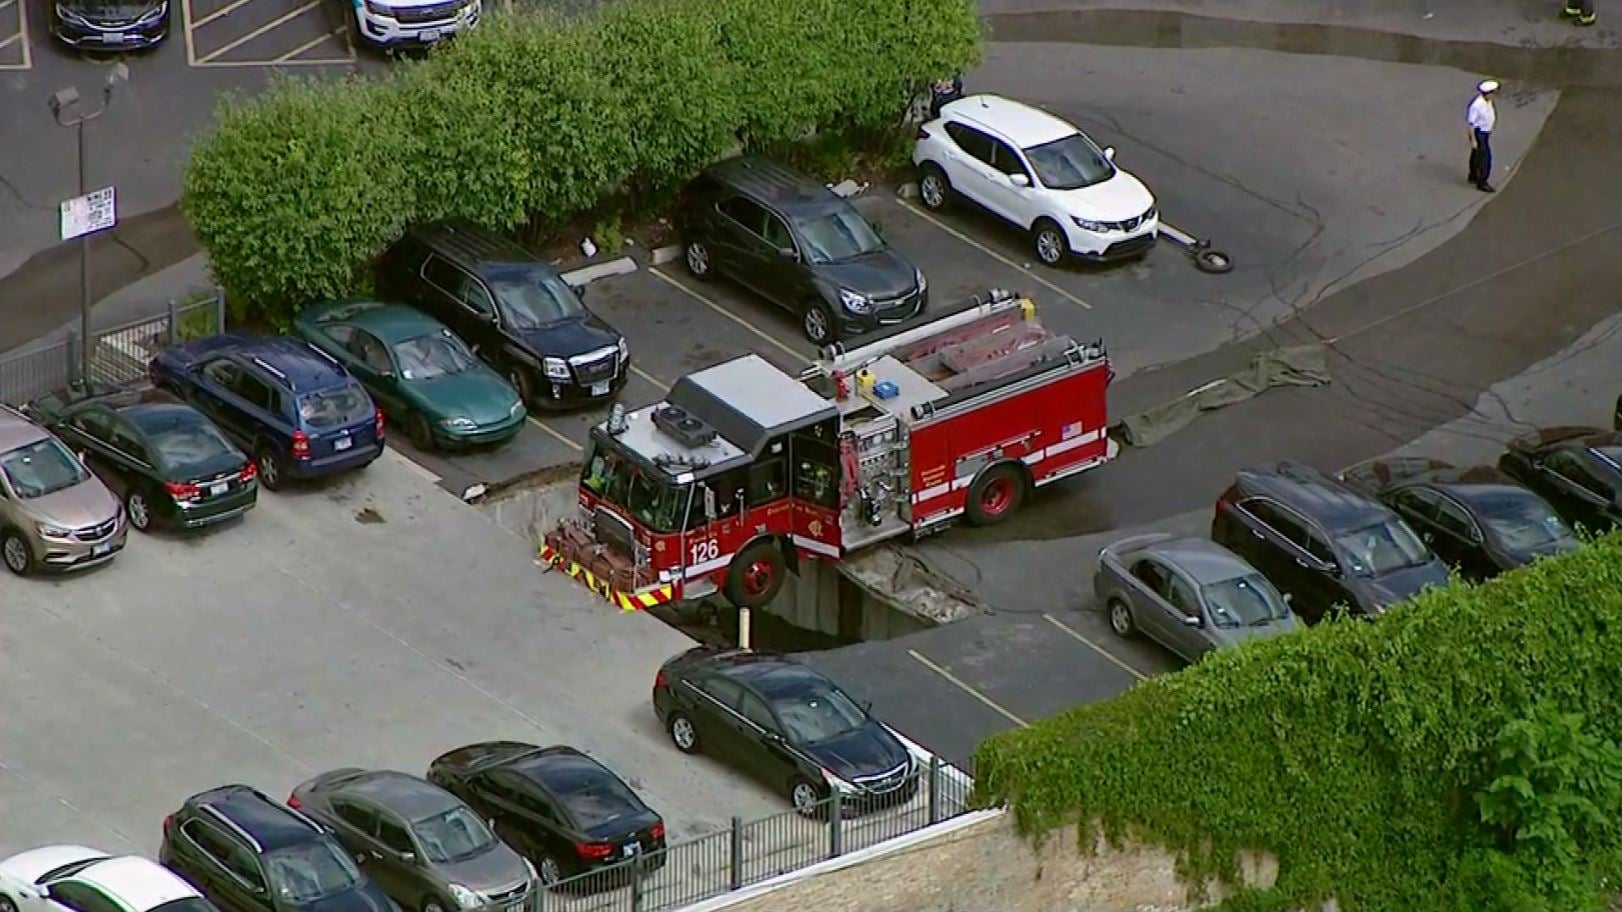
[966,465,1026,526]
[725,540,787,608]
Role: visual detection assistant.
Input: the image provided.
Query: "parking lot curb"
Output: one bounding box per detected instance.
[560,255,638,287]
[651,244,683,266]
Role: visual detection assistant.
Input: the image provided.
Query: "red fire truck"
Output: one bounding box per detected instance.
[541,288,1116,610]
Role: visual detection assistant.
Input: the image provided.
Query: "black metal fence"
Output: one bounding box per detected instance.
[537,755,976,912]
[0,291,226,406]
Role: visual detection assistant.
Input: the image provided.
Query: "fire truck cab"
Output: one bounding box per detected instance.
[543,289,1114,611]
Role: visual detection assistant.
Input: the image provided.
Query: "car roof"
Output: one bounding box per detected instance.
[71,857,199,911]
[942,94,1078,148]
[515,748,613,788]
[1508,425,1616,454]
[208,335,350,394]
[0,406,50,452]
[1237,461,1392,531]
[344,305,447,345]
[405,219,541,273]
[700,157,840,211]
[192,785,323,853]
[1143,537,1256,584]
[342,771,459,820]
[716,655,832,699]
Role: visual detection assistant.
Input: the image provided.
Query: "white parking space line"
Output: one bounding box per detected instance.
[893,199,1093,311]
[0,0,31,70]
[649,268,810,366]
[907,649,1029,727]
[1043,613,1147,682]
[528,415,584,452]
[630,363,670,392]
[196,0,324,63]
[274,25,346,61]
[191,0,256,29]
[0,756,137,850]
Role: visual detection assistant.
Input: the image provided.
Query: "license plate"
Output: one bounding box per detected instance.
[104,33,130,42]
[622,842,640,858]
[419,28,441,41]
[335,436,353,451]
[590,381,610,396]
[209,482,229,497]
[92,542,112,557]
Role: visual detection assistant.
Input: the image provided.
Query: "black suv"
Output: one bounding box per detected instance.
[675,157,928,346]
[160,784,397,912]
[1497,426,1622,533]
[1212,461,1449,624]
[377,219,629,411]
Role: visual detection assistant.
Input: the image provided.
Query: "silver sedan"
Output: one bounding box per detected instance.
[1094,533,1298,662]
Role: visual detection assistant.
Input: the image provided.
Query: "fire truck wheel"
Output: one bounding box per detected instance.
[965,465,1026,526]
[726,540,788,608]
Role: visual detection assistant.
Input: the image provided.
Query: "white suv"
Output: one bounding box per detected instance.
[912,94,1159,267]
[350,0,480,48]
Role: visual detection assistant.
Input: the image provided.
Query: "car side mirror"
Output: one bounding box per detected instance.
[354,853,368,866]
[398,852,416,864]
[1283,592,1294,604]
[777,246,798,260]
[1008,172,1031,187]
[1181,614,1203,628]
[1104,146,1117,161]
[77,450,89,464]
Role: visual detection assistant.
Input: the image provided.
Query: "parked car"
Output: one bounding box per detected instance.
[426,743,666,887]
[160,784,397,912]
[1095,533,1296,661]
[287,770,537,912]
[913,93,1159,267]
[376,219,628,411]
[1497,426,1622,533]
[0,846,217,912]
[652,647,917,816]
[1211,461,1449,624]
[675,156,928,346]
[51,0,168,50]
[294,300,525,451]
[0,405,126,577]
[24,385,256,533]
[349,0,479,49]
[1340,457,1579,580]
[149,335,384,491]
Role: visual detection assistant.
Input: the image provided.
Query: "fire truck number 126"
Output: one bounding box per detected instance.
[690,539,720,566]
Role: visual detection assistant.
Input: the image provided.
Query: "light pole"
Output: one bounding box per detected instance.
[48,62,128,389]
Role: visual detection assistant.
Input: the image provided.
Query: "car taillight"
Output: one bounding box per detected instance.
[650,822,665,841]
[162,814,174,833]
[575,842,614,861]
[165,481,201,502]
[374,409,385,438]
[916,126,931,140]
[291,431,310,459]
[240,461,257,481]
[287,794,302,809]
[654,670,669,690]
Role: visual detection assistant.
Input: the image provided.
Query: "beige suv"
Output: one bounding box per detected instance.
[0,405,126,576]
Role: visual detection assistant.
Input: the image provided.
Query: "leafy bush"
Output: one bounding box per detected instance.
[183,0,981,324]
[973,537,1622,911]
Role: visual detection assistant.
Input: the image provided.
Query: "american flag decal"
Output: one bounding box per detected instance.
[1062,422,1084,439]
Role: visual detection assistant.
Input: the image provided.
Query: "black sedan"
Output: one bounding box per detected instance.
[1340,457,1579,580]
[24,385,256,532]
[426,742,665,888]
[1497,427,1622,533]
[653,648,917,816]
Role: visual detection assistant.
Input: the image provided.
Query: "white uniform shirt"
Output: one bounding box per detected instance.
[1467,95,1497,134]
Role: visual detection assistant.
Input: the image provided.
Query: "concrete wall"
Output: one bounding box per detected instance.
[715,812,1276,912]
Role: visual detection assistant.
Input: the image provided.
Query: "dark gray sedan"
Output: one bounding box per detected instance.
[288,769,537,912]
[1094,533,1298,662]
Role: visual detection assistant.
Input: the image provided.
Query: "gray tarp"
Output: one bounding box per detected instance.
[1112,343,1331,448]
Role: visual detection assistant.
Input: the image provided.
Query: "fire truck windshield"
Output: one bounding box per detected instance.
[582,442,693,534]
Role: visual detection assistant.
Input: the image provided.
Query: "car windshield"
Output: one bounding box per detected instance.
[392,331,478,381]
[0,437,90,498]
[793,208,885,264]
[411,806,496,864]
[1202,575,1290,628]
[545,763,646,831]
[148,416,239,477]
[298,383,372,430]
[1476,490,1579,559]
[1334,520,1432,577]
[769,681,868,745]
[488,266,584,331]
[264,840,363,904]
[1023,133,1115,190]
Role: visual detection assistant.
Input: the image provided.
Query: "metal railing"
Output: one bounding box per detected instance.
[0,290,226,406]
[538,755,975,912]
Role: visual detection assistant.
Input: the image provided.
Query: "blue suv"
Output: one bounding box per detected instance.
[150,335,384,490]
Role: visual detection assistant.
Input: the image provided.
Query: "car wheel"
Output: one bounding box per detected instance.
[2,529,34,577]
[509,367,539,410]
[684,239,713,280]
[801,299,837,347]
[1,894,19,912]
[423,900,445,912]
[1107,598,1138,638]
[536,854,563,887]
[965,465,1025,526]
[255,448,284,491]
[668,712,700,754]
[407,412,435,451]
[724,540,787,608]
[790,777,824,818]
[125,490,153,532]
[917,164,951,212]
[1032,218,1067,267]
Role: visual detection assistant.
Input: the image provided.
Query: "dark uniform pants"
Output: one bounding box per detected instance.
[1566,0,1594,16]
[1469,129,1493,185]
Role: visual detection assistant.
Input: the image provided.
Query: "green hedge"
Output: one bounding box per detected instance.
[973,538,1622,911]
[182,0,981,324]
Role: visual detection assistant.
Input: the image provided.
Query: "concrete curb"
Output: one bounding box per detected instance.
[651,244,683,266]
[559,255,638,287]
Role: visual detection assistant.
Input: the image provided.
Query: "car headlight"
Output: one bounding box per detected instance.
[914,268,927,293]
[441,416,477,431]
[509,399,527,415]
[37,522,74,539]
[55,3,89,23]
[542,357,570,381]
[820,768,856,794]
[1072,216,1110,233]
[520,858,537,881]
[447,885,482,910]
[363,0,392,14]
[616,337,630,362]
[838,289,872,314]
[1143,205,1159,222]
[136,1,167,23]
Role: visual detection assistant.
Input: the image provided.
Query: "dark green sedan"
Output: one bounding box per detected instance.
[295,300,527,450]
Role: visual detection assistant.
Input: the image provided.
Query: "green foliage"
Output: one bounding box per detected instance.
[592,216,624,257]
[972,536,1622,911]
[183,0,981,323]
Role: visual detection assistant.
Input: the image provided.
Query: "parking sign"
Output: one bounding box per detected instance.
[60,187,116,241]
